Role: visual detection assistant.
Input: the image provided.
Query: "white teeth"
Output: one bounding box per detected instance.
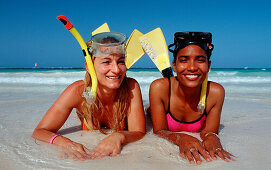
[185,75,198,78]
[107,76,119,79]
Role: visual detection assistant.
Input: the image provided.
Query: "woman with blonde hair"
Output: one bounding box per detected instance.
[32,32,146,161]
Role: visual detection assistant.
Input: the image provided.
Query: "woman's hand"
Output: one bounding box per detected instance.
[178,133,211,164]
[59,141,91,161]
[89,132,125,159]
[202,134,235,162]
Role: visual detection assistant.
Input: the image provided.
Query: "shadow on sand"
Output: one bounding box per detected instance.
[57,125,82,135]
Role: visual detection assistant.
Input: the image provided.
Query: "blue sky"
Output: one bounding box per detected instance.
[0,0,270,68]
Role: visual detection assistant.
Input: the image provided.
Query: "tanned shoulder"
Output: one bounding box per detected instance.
[63,80,85,108]
[67,80,85,95]
[208,81,225,98]
[206,81,225,111]
[150,77,169,92]
[126,77,137,84]
[149,77,170,102]
[126,77,140,90]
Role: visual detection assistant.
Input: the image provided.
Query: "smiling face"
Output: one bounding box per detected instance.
[93,53,127,91]
[172,45,210,88]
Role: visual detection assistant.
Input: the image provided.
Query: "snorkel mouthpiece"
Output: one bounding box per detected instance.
[197,103,205,115]
[82,87,95,103]
[90,32,126,57]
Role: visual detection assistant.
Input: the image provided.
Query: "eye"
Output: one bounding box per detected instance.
[102,60,110,64]
[118,60,126,65]
[178,58,187,63]
[197,56,207,63]
[177,56,189,63]
[198,59,206,62]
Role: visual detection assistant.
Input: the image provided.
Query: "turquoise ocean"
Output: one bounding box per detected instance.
[0,68,271,169]
[0,67,270,107]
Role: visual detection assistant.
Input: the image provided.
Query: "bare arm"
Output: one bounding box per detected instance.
[200,82,234,161]
[32,81,90,161]
[32,81,83,143]
[114,78,146,145]
[200,82,225,138]
[150,78,183,143]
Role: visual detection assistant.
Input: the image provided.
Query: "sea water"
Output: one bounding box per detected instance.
[0,68,271,169]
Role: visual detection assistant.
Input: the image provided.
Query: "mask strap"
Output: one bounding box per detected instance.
[168,43,175,53]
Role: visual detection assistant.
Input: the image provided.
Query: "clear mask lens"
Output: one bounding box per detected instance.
[90,32,126,57]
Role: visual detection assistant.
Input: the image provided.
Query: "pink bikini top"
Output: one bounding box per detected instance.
[166,77,207,132]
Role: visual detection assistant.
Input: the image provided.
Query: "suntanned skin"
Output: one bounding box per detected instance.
[149,45,234,164]
[32,54,146,161]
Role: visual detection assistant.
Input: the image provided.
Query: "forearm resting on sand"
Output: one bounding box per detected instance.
[154,130,184,145]
[116,131,145,145]
[32,128,91,161]
[32,128,73,146]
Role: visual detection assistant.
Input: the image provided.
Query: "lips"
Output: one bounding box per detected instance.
[106,76,121,80]
[184,74,200,81]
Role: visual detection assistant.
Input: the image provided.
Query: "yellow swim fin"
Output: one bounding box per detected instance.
[92,23,110,36]
[125,29,145,69]
[139,28,173,78]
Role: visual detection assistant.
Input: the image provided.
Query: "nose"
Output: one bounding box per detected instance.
[111,61,120,74]
[187,60,198,72]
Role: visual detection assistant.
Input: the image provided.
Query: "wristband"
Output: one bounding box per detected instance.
[50,135,60,144]
[205,132,219,139]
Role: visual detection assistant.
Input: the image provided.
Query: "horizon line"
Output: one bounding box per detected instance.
[0,67,270,70]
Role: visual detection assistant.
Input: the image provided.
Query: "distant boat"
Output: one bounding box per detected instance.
[244,67,248,69]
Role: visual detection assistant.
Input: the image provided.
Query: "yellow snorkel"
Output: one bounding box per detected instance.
[57,16,97,103]
[197,73,208,114]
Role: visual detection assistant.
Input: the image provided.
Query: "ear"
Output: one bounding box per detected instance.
[208,61,211,72]
[172,60,177,73]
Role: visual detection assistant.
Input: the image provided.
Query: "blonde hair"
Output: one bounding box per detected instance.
[80,53,131,133]
[81,72,130,133]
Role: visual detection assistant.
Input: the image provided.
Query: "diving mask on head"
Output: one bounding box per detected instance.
[168,32,214,59]
[90,32,126,57]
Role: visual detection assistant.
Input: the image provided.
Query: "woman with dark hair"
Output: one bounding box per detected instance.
[149,32,234,164]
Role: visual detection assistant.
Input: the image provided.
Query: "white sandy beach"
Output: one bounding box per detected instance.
[0,69,271,170]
